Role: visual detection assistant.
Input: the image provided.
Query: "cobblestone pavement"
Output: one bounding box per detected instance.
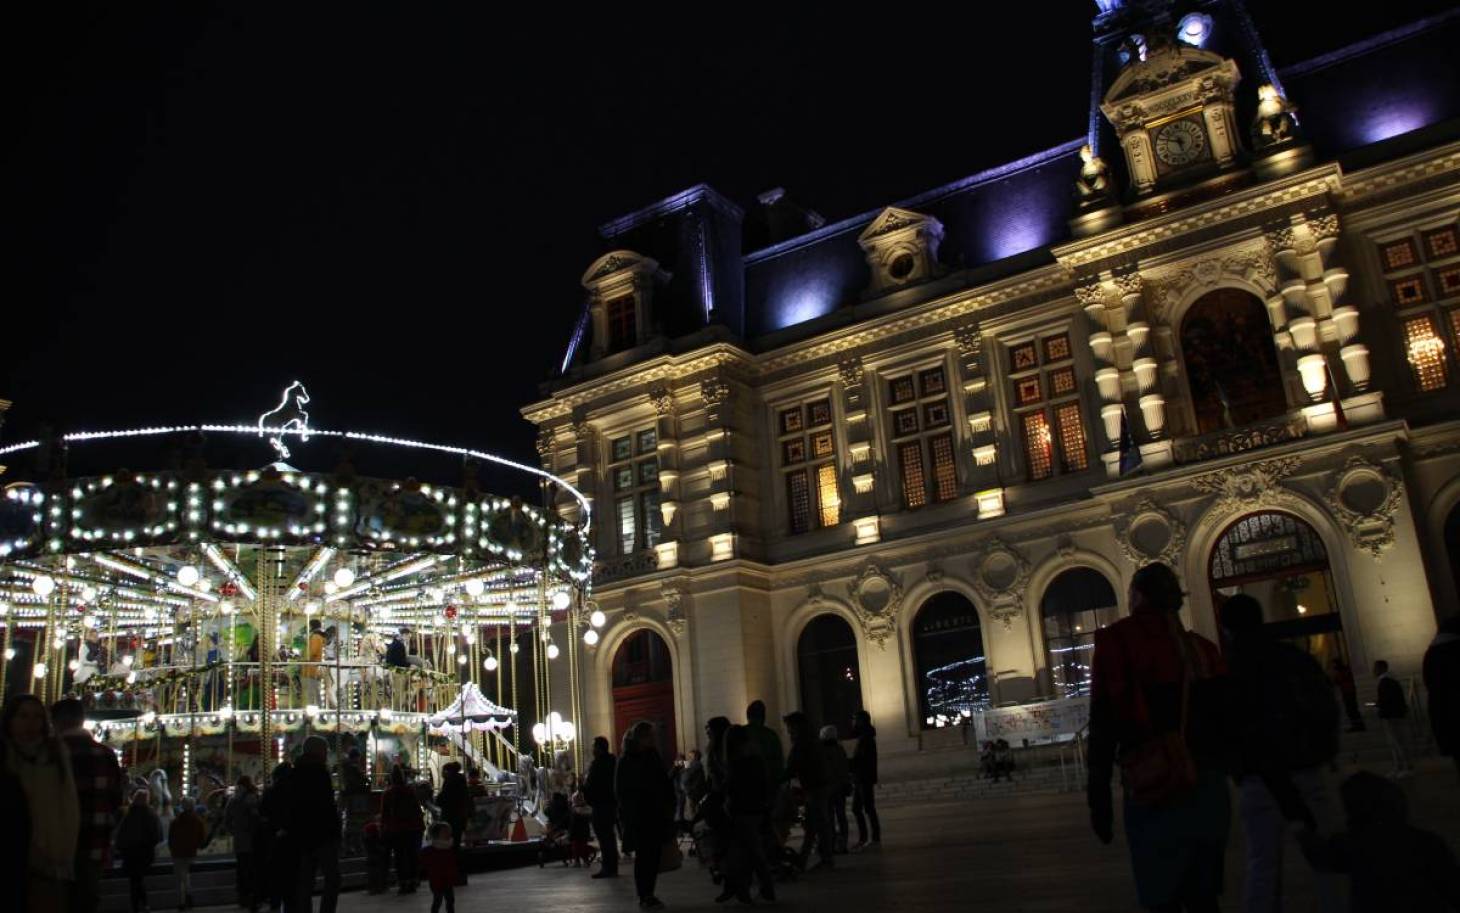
[313,759,1460,913]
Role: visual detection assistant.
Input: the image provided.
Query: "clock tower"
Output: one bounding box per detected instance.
[1099,33,1243,198]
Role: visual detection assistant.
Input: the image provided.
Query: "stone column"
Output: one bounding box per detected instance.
[699,374,737,562]
[838,355,881,544]
[954,322,1003,517]
[1112,269,1173,469]
[570,419,598,545]
[650,387,682,569]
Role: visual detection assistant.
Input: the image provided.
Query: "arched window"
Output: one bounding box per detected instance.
[1180,288,1287,434]
[1209,511,1348,669]
[1040,568,1119,698]
[911,592,988,728]
[612,630,676,761]
[796,615,864,739]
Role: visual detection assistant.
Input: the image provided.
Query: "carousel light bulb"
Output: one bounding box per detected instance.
[464,579,485,597]
[122,654,134,667]
[532,722,546,745]
[68,659,80,671]
[0,601,8,617]
[446,643,456,655]
[484,655,498,672]
[552,591,571,611]
[219,600,234,615]
[82,614,97,628]
[140,711,156,725]
[464,632,476,646]
[176,565,200,587]
[589,609,606,629]
[33,662,47,679]
[324,581,338,595]
[559,721,576,743]
[546,643,560,660]
[505,600,520,614]
[31,575,56,597]
[197,578,212,592]
[81,585,98,603]
[457,653,468,666]
[3,648,13,660]
[304,601,319,616]
[333,567,355,588]
[583,629,599,646]
[126,671,138,684]
[509,642,520,654]
[541,629,552,643]
[305,704,320,717]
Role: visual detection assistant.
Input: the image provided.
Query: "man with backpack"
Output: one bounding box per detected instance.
[1221,594,1343,913]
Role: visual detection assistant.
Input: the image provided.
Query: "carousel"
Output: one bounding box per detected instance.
[0,386,597,853]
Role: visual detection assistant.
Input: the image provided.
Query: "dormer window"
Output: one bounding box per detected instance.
[857,207,944,295]
[581,250,664,362]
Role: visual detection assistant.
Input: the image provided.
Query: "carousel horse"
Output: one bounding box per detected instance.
[516,753,547,820]
[148,768,175,831]
[258,380,312,461]
[75,630,103,685]
[544,749,575,800]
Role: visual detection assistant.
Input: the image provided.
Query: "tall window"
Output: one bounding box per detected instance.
[1377,224,1460,392]
[778,398,840,534]
[609,428,661,554]
[1008,332,1089,481]
[1181,289,1287,433]
[606,295,637,353]
[1040,568,1118,699]
[911,592,989,727]
[887,364,958,508]
[796,615,864,739]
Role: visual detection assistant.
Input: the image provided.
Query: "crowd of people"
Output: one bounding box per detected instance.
[1087,561,1460,913]
[568,701,881,909]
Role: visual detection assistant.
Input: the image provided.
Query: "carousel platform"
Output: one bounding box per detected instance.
[98,840,544,912]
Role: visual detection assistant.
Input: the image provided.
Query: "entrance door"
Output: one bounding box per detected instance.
[1209,511,1350,669]
[611,629,676,763]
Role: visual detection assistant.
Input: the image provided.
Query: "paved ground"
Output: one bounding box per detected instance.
[318,758,1460,913]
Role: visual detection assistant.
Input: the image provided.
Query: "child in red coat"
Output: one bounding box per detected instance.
[418,822,460,913]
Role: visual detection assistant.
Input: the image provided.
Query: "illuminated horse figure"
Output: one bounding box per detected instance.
[257,380,312,461]
[147,768,175,832]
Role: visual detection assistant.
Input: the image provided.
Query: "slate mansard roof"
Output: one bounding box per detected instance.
[554,7,1460,384]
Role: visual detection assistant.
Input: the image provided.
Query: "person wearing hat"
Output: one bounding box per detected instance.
[1086,562,1235,913]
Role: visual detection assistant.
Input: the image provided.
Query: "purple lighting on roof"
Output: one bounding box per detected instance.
[772,276,839,330]
[1358,99,1439,145]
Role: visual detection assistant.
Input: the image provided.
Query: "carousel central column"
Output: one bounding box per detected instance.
[257,546,282,762]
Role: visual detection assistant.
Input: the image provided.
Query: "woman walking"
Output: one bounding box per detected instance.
[116,789,163,913]
[2,693,80,912]
[1087,563,1234,913]
[616,721,675,909]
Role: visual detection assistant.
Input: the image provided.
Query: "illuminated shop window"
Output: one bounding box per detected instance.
[911,592,989,728]
[1041,568,1118,699]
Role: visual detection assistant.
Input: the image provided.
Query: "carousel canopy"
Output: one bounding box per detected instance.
[428,681,517,733]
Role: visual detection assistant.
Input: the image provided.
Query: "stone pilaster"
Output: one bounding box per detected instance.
[954,323,1001,512]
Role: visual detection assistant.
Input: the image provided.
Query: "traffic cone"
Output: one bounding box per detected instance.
[510,814,528,842]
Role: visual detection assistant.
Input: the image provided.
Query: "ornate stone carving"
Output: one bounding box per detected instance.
[848,562,903,649]
[969,537,1030,631]
[952,323,982,361]
[593,550,659,585]
[1191,456,1304,516]
[1147,247,1278,324]
[1172,415,1307,462]
[1114,498,1188,569]
[535,426,556,458]
[1324,456,1404,558]
[699,375,730,406]
[924,562,945,585]
[660,580,689,636]
[1054,535,1078,560]
[1111,268,1144,299]
[838,356,864,387]
[1074,279,1107,309]
[650,386,675,416]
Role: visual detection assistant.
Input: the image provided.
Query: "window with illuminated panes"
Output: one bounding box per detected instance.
[1007,332,1089,481]
[608,428,661,554]
[1377,222,1460,393]
[886,365,958,509]
[777,398,840,534]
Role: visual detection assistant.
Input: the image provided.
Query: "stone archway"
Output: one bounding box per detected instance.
[610,628,676,762]
[795,614,865,739]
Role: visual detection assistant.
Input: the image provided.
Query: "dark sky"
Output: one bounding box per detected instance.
[3,2,1453,490]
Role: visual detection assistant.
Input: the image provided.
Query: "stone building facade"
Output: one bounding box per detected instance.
[524,2,1460,764]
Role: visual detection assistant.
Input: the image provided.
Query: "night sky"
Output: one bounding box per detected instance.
[3,3,1453,492]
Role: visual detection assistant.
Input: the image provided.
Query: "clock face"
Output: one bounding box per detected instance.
[1153,119,1208,168]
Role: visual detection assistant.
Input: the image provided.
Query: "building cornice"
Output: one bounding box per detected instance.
[521,343,756,424]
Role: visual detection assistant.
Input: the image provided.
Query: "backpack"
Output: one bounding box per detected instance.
[1259,642,1341,770]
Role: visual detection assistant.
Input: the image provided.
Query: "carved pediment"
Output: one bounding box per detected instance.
[857,207,945,294]
[1104,43,1232,105]
[581,250,660,288]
